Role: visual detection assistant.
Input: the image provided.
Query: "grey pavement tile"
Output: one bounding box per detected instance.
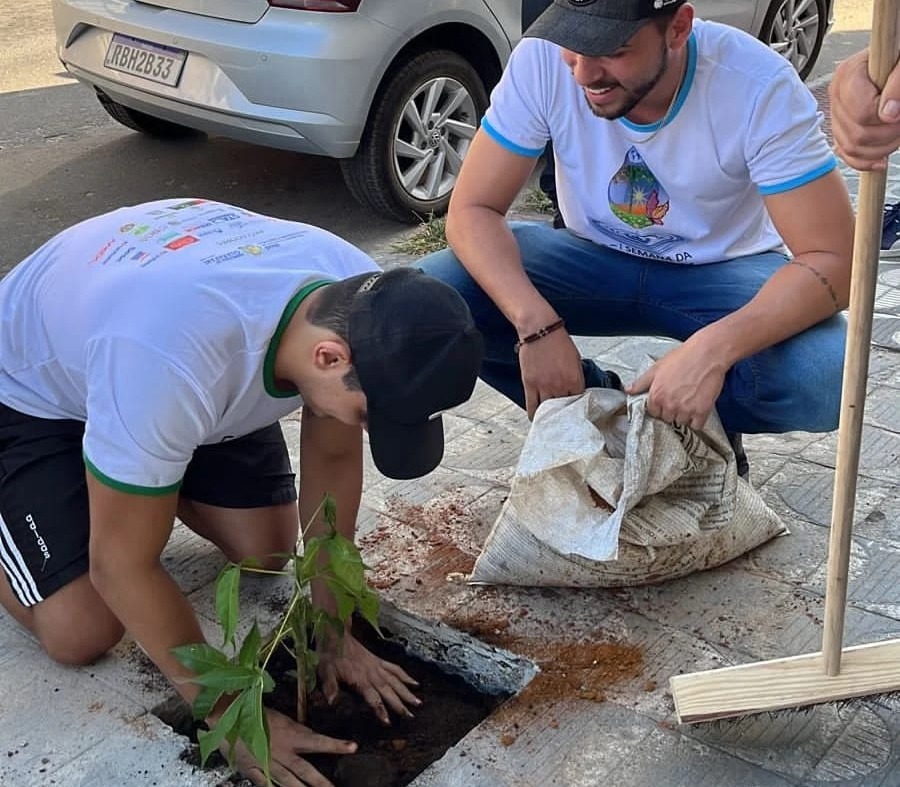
[613,567,829,662]
[874,287,900,315]
[440,420,524,476]
[19,714,227,787]
[688,699,900,786]
[800,425,900,483]
[600,336,681,376]
[865,386,900,433]
[871,316,900,352]
[160,524,226,596]
[867,348,900,390]
[766,462,886,532]
[742,430,830,460]
[747,452,790,489]
[0,648,149,786]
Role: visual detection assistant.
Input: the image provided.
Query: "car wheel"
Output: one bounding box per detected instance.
[759,0,828,81]
[95,88,200,139]
[340,50,488,223]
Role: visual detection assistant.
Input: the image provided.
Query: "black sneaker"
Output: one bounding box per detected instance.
[581,358,622,391]
[727,432,750,480]
[882,201,900,257]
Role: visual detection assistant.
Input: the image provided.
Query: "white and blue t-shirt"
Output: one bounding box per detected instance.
[483,19,836,264]
[0,199,378,494]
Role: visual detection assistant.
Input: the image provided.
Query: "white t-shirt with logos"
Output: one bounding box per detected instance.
[0,199,378,494]
[483,20,836,264]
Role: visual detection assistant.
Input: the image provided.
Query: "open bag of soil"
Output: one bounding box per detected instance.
[469,388,786,587]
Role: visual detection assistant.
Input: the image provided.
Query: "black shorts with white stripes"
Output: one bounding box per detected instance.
[0,402,296,607]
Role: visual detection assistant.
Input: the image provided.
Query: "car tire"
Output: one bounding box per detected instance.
[340,50,489,224]
[759,0,828,81]
[95,89,201,139]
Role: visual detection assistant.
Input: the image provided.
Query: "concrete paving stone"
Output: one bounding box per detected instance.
[612,568,829,662]
[742,430,829,459]
[440,420,524,475]
[766,462,886,532]
[17,713,228,787]
[160,524,227,597]
[871,316,900,352]
[841,542,900,622]
[363,466,499,522]
[600,336,682,378]
[865,385,900,432]
[689,699,900,786]
[800,425,900,483]
[745,452,790,489]
[874,287,900,314]
[735,511,829,586]
[881,266,900,288]
[867,347,900,389]
[0,643,151,786]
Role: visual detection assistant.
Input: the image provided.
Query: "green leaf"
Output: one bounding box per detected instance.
[238,623,262,669]
[216,564,241,649]
[191,685,225,722]
[190,665,261,693]
[326,579,356,622]
[357,588,381,634]
[323,493,337,529]
[198,692,246,767]
[296,539,321,585]
[324,534,367,594]
[170,643,230,674]
[237,680,271,780]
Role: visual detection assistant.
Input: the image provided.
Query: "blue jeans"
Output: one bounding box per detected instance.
[419,222,846,434]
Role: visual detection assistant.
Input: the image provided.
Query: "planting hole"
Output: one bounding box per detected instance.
[153,606,535,787]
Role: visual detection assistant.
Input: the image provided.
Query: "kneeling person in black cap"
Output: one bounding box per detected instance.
[0,198,483,786]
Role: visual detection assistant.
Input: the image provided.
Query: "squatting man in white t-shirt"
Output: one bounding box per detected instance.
[0,199,483,786]
[420,0,854,478]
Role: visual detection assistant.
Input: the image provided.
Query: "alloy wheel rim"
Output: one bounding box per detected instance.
[767,0,820,74]
[392,76,478,204]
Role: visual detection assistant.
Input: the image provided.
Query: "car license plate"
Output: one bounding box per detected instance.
[104,34,187,88]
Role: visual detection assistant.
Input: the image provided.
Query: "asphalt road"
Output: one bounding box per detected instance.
[0,0,875,274]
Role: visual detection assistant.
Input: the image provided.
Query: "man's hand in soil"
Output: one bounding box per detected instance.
[626,339,728,430]
[226,707,356,787]
[317,631,421,724]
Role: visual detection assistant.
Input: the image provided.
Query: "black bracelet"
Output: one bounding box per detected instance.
[513,318,566,353]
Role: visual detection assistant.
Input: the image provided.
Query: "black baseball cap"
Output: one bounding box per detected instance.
[347,268,484,480]
[525,0,687,57]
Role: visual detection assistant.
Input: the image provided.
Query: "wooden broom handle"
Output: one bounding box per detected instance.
[823,0,900,676]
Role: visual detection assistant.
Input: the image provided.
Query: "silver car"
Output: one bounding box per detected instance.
[53,0,833,223]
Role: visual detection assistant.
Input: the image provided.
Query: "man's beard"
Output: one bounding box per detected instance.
[583,45,669,120]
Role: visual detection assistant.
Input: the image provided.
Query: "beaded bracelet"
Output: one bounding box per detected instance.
[513,318,566,353]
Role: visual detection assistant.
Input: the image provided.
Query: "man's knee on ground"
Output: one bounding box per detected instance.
[38,615,124,666]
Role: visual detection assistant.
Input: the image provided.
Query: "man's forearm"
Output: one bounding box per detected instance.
[693,251,849,366]
[446,205,557,334]
[91,562,208,705]
[298,412,363,612]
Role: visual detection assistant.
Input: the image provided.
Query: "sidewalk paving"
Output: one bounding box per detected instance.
[2,122,900,787]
